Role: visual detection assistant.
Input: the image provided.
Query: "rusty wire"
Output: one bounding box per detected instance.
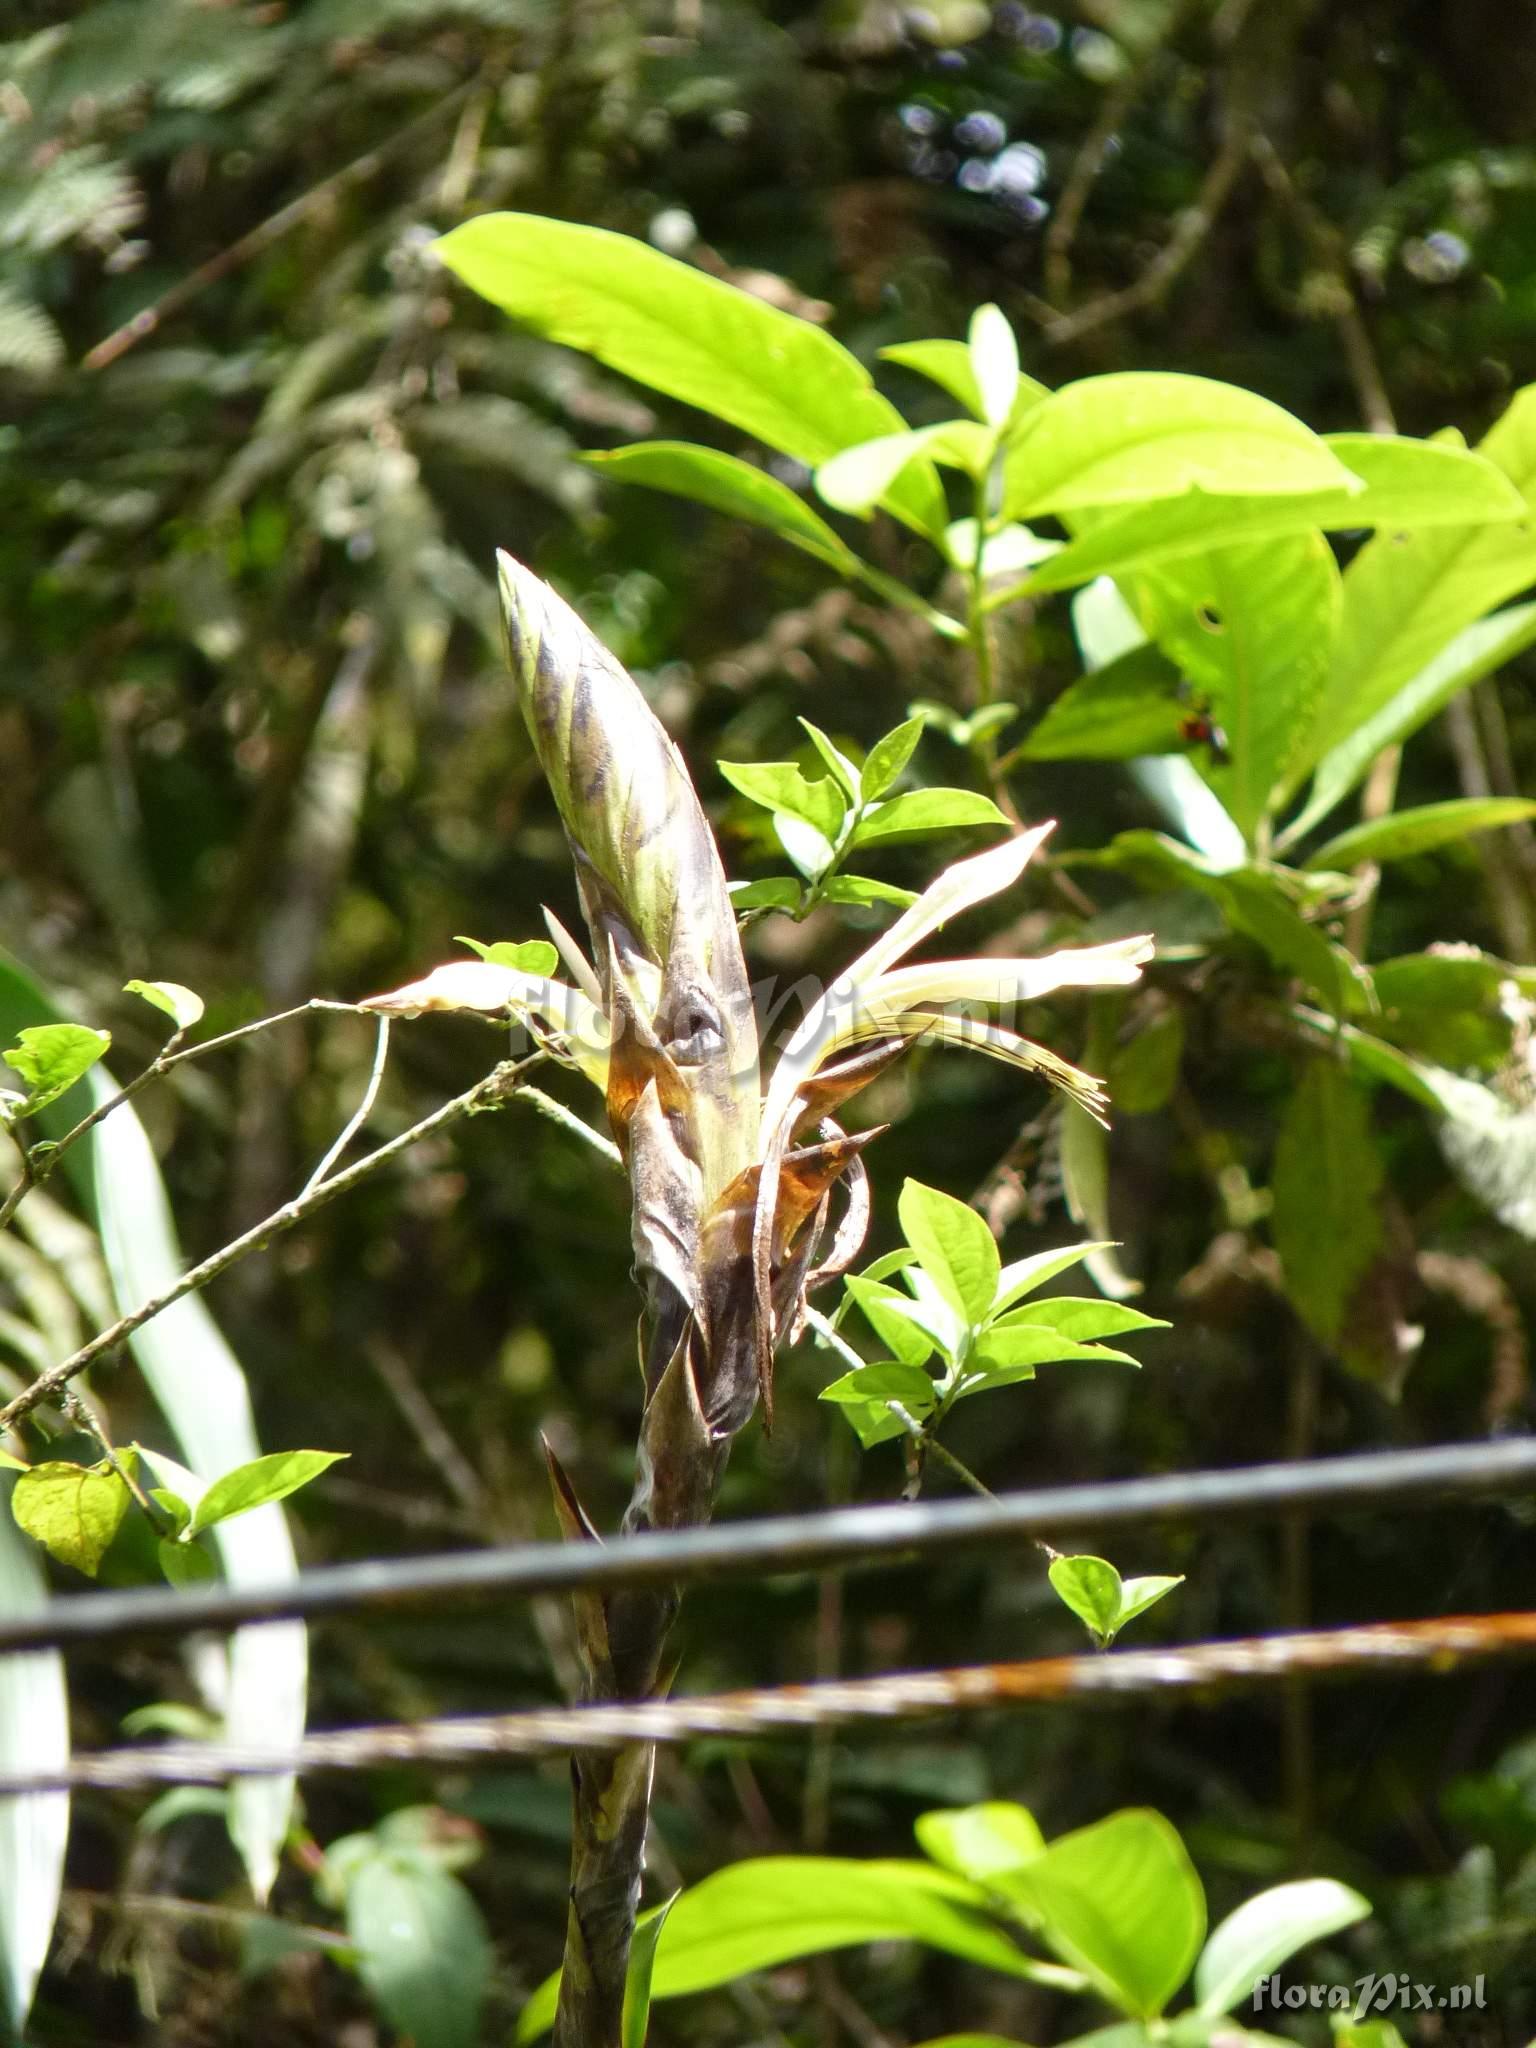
[1,1611,1533,1799]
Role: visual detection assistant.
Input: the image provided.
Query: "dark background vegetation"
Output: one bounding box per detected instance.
[3,0,1536,2041]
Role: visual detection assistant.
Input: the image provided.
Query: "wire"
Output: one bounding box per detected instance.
[0,1438,1532,1658]
[3,1611,1533,1797]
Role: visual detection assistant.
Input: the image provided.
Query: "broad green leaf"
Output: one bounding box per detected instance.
[1121,535,1342,842]
[149,1487,191,1537]
[1114,1576,1185,1634]
[517,1858,1049,2037]
[188,1450,347,1536]
[861,715,927,800]
[817,420,991,516]
[829,1396,915,1447]
[719,759,846,838]
[1108,1009,1185,1114]
[1003,373,1360,521]
[159,1536,218,1586]
[0,949,307,1904]
[973,1325,1139,1374]
[455,936,561,974]
[1219,869,1364,1018]
[436,213,947,536]
[1016,644,1186,762]
[1017,432,1523,596]
[1289,599,1536,841]
[1368,950,1515,1069]
[969,303,1020,427]
[1272,1062,1384,1348]
[623,1895,677,2048]
[823,874,920,909]
[899,1179,1000,1325]
[12,1458,132,1578]
[124,979,205,1029]
[728,877,802,911]
[798,719,862,800]
[880,338,986,419]
[953,519,1061,580]
[1194,1878,1371,2017]
[774,810,837,879]
[853,788,1008,846]
[1305,797,1536,871]
[916,1803,1045,1882]
[844,1274,939,1367]
[0,1473,69,2037]
[1289,392,1536,793]
[2,1024,111,1118]
[1047,1555,1123,1640]
[586,443,860,569]
[1001,1810,1206,2018]
[347,1853,492,2048]
[1009,1298,1169,1341]
[819,1361,938,1414]
[993,1244,1115,1313]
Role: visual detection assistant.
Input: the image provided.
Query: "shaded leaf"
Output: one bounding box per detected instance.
[587,443,860,569]
[348,1853,492,2048]
[1107,1009,1185,1115]
[1016,644,1186,762]
[1272,1062,1384,1346]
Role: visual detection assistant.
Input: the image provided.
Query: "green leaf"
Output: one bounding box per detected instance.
[916,1803,1045,1882]
[1194,1878,1371,2017]
[880,339,987,419]
[1008,1299,1169,1341]
[188,1450,347,1536]
[455,936,561,974]
[1016,644,1186,762]
[1271,1062,1384,1348]
[972,1325,1140,1375]
[149,1488,191,1537]
[347,1853,492,2048]
[844,1274,939,1367]
[1003,373,1360,521]
[436,213,947,537]
[819,1361,938,1414]
[1061,1099,1144,1301]
[159,1537,218,1586]
[1219,869,1364,1018]
[969,304,1020,428]
[517,1858,1051,2039]
[586,443,861,570]
[728,876,803,911]
[1305,797,1536,871]
[623,1895,677,2048]
[2,1024,111,1118]
[1289,393,1536,795]
[1121,534,1342,842]
[0,1473,69,2036]
[1291,599,1536,841]
[1113,1575,1186,1634]
[775,810,837,879]
[853,788,1008,846]
[718,758,846,839]
[124,979,205,1030]
[899,1179,1000,1326]
[861,715,927,800]
[999,1809,1206,2018]
[12,1458,133,1578]
[1368,950,1515,1069]
[993,1243,1116,1313]
[1018,431,1524,596]
[822,874,921,909]
[1047,1555,1123,1641]
[816,420,991,516]
[1108,1009,1185,1115]
[798,719,862,800]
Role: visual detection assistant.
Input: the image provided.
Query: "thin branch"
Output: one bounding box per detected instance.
[1,1438,1532,1658]
[514,1083,622,1167]
[5,1610,1536,1796]
[0,1058,537,1434]
[298,1016,390,1198]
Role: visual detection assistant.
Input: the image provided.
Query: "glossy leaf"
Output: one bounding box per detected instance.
[1011,1298,1169,1341]
[623,1894,677,2048]
[822,874,921,909]
[819,1360,939,1414]
[348,1853,492,2048]
[1003,373,1359,521]
[2,1024,111,1119]
[718,759,845,839]
[1194,1877,1371,2017]
[798,718,862,800]
[916,1803,1045,1882]
[0,1473,69,2037]
[1001,1809,1206,2018]
[455,936,561,974]
[437,213,947,535]
[729,876,803,911]
[861,715,927,800]
[1018,432,1523,596]
[880,338,986,419]
[816,420,990,516]
[1304,797,1536,872]
[188,1449,347,1537]
[972,1324,1140,1374]
[775,810,837,879]
[1046,1554,1122,1640]
[853,788,1009,845]
[899,1179,999,1325]
[1272,1062,1384,1347]
[993,1244,1116,1313]
[11,1458,132,1578]
[123,979,205,1029]
[1016,644,1186,762]
[587,443,860,569]
[969,303,1020,427]
[1121,534,1342,841]
[844,1274,940,1366]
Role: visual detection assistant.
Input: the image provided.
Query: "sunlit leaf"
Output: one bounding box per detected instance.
[718,759,846,838]
[586,443,862,569]
[188,1450,347,1536]
[2,1024,111,1119]
[861,716,927,800]
[455,936,562,975]
[915,1803,1045,1882]
[899,1179,999,1325]
[969,303,1020,428]
[123,979,205,1029]
[1304,797,1536,871]
[1194,1878,1371,2017]
[12,1458,133,1578]
[852,788,1009,846]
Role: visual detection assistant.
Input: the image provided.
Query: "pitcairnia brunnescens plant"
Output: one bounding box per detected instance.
[362,553,1152,2046]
